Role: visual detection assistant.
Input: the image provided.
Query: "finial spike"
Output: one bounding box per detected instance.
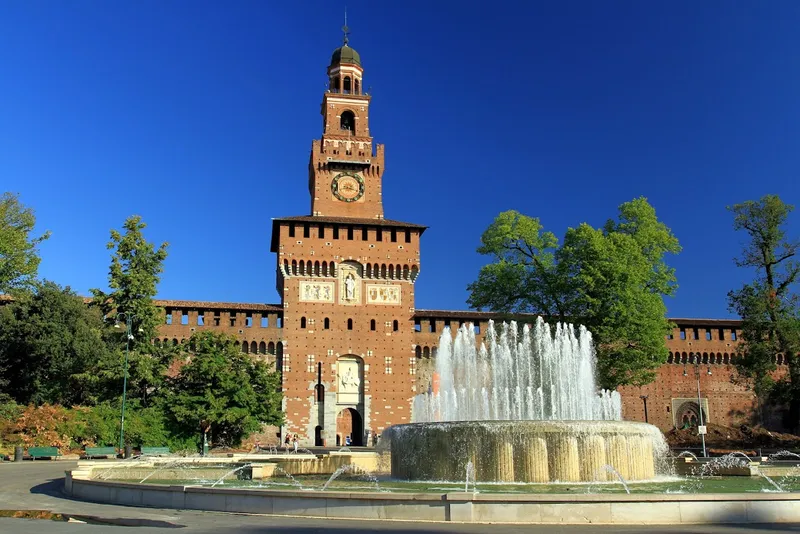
[342,7,350,45]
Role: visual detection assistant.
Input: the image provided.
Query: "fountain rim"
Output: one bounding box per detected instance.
[389,419,661,432]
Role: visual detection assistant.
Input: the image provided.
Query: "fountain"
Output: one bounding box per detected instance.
[387,318,669,483]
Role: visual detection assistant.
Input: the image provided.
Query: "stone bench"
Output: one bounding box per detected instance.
[141,446,170,456]
[84,446,117,459]
[28,446,60,460]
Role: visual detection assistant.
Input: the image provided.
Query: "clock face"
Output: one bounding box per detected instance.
[332,172,365,202]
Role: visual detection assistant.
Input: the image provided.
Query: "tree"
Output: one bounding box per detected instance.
[468,197,681,389]
[0,281,113,405]
[727,195,800,428]
[0,192,50,294]
[165,331,283,449]
[90,216,171,406]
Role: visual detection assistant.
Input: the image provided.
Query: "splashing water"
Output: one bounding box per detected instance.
[770,450,800,461]
[599,465,631,494]
[290,447,317,456]
[465,461,476,493]
[676,451,699,461]
[137,460,199,484]
[412,319,621,423]
[270,466,307,490]
[757,471,785,492]
[321,464,384,492]
[210,464,251,487]
[728,451,754,463]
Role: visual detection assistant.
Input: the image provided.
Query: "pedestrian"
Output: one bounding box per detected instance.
[292,434,298,453]
[284,434,290,453]
[254,439,261,453]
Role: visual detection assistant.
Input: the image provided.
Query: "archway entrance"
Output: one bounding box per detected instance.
[336,408,363,446]
[314,425,323,447]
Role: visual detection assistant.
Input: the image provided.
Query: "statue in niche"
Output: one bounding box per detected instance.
[344,273,356,300]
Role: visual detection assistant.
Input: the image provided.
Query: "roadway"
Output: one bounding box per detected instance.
[0,460,798,533]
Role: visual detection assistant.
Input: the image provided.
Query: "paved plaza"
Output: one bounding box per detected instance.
[0,461,798,533]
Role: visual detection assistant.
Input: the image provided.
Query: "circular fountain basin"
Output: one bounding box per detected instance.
[386,420,668,483]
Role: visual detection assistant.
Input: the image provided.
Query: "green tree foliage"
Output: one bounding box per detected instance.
[91,216,171,406]
[468,197,681,389]
[727,195,800,427]
[0,282,113,405]
[165,331,283,448]
[0,192,50,294]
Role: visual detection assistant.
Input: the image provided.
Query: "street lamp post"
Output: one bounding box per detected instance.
[115,312,137,455]
[683,353,712,458]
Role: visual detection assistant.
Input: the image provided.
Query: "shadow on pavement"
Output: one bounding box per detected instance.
[29,477,64,497]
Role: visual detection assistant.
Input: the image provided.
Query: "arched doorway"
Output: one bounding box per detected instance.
[336,408,363,446]
[314,425,323,447]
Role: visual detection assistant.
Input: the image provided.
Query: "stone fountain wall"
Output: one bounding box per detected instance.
[387,420,668,483]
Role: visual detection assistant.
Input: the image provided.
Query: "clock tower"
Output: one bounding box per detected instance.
[308,30,384,219]
[270,28,425,448]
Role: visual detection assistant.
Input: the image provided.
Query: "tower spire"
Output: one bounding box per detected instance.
[342,7,350,45]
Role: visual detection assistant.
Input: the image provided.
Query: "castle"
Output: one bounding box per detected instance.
[148,37,770,447]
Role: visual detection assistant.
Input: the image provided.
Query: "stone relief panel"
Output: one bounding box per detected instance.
[366,284,401,305]
[338,261,362,306]
[299,281,334,303]
[337,356,363,405]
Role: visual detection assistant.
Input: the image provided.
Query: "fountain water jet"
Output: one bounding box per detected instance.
[388,319,669,483]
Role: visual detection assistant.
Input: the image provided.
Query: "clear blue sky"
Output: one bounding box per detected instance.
[2,1,798,319]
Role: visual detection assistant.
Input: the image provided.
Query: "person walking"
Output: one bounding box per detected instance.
[292,434,298,453]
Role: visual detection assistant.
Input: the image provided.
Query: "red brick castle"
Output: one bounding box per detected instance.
[151,37,775,446]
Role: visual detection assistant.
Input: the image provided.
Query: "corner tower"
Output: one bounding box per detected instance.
[270,28,425,448]
[308,30,384,219]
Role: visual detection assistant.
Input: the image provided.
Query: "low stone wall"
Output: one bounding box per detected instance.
[65,472,800,524]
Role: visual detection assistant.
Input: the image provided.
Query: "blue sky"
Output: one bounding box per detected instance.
[1,1,798,319]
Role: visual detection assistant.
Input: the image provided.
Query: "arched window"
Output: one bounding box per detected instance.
[343,76,352,94]
[347,318,353,330]
[259,341,266,354]
[250,341,257,354]
[300,317,307,329]
[340,110,355,132]
[415,346,422,358]
[393,319,399,332]
[324,317,330,330]
[423,347,430,358]
[331,76,340,92]
[242,341,249,353]
[354,78,360,95]
[268,341,275,355]
[370,319,376,331]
